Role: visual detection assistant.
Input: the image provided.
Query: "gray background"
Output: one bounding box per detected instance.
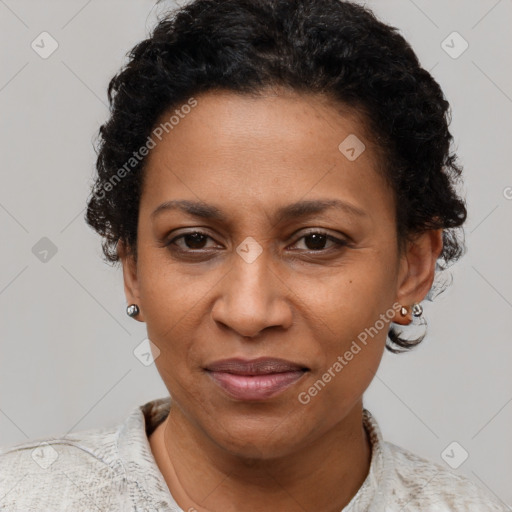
[1,0,511,507]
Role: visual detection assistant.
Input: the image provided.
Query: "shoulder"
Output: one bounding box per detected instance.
[0,426,127,511]
[382,441,507,511]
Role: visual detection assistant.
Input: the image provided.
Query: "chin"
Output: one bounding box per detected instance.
[199,409,312,460]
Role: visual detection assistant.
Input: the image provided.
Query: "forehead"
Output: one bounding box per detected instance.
[148,88,372,157]
[139,89,393,222]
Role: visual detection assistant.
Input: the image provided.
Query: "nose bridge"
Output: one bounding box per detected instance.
[212,238,291,337]
[229,238,274,310]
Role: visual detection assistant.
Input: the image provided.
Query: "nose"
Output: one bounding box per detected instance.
[211,249,293,339]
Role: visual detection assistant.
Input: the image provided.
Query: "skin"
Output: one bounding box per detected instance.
[118,88,443,512]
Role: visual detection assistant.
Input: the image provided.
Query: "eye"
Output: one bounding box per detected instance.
[288,230,349,252]
[166,231,219,251]
[161,229,349,256]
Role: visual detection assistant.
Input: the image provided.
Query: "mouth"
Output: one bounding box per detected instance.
[204,357,310,401]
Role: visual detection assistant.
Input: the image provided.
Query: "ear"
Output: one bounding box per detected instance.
[118,240,145,323]
[392,229,443,325]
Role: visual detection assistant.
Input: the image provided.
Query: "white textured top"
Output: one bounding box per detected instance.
[0,396,506,511]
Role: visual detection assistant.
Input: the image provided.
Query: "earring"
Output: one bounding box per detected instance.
[399,303,423,317]
[412,303,423,317]
[126,304,140,317]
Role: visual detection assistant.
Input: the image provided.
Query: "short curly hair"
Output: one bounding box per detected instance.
[85,0,467,352]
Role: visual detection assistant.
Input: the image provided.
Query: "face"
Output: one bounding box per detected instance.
[120,89,441,459]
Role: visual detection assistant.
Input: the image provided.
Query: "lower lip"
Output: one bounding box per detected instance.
[206,370,307,400]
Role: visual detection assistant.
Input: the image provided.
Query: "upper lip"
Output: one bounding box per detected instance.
[205,357,309,375]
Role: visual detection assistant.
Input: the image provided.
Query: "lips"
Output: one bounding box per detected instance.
[204,357,309,400]
[205,357,309,374]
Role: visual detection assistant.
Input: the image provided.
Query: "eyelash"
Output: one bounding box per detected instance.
[162,229,349,256]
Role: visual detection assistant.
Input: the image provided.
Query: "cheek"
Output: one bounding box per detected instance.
[136,244,215,333]
[136,254,228,395]
[300,253,396,338]
[295,265,394,400]
[296,316,387,427]
[135,260,196,371]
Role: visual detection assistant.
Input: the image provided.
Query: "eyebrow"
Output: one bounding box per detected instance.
[151,198,367,224]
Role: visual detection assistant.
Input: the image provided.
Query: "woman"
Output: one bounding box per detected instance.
[0,0,506,510]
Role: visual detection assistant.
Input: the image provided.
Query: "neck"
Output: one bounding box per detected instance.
[149,401,371,512]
